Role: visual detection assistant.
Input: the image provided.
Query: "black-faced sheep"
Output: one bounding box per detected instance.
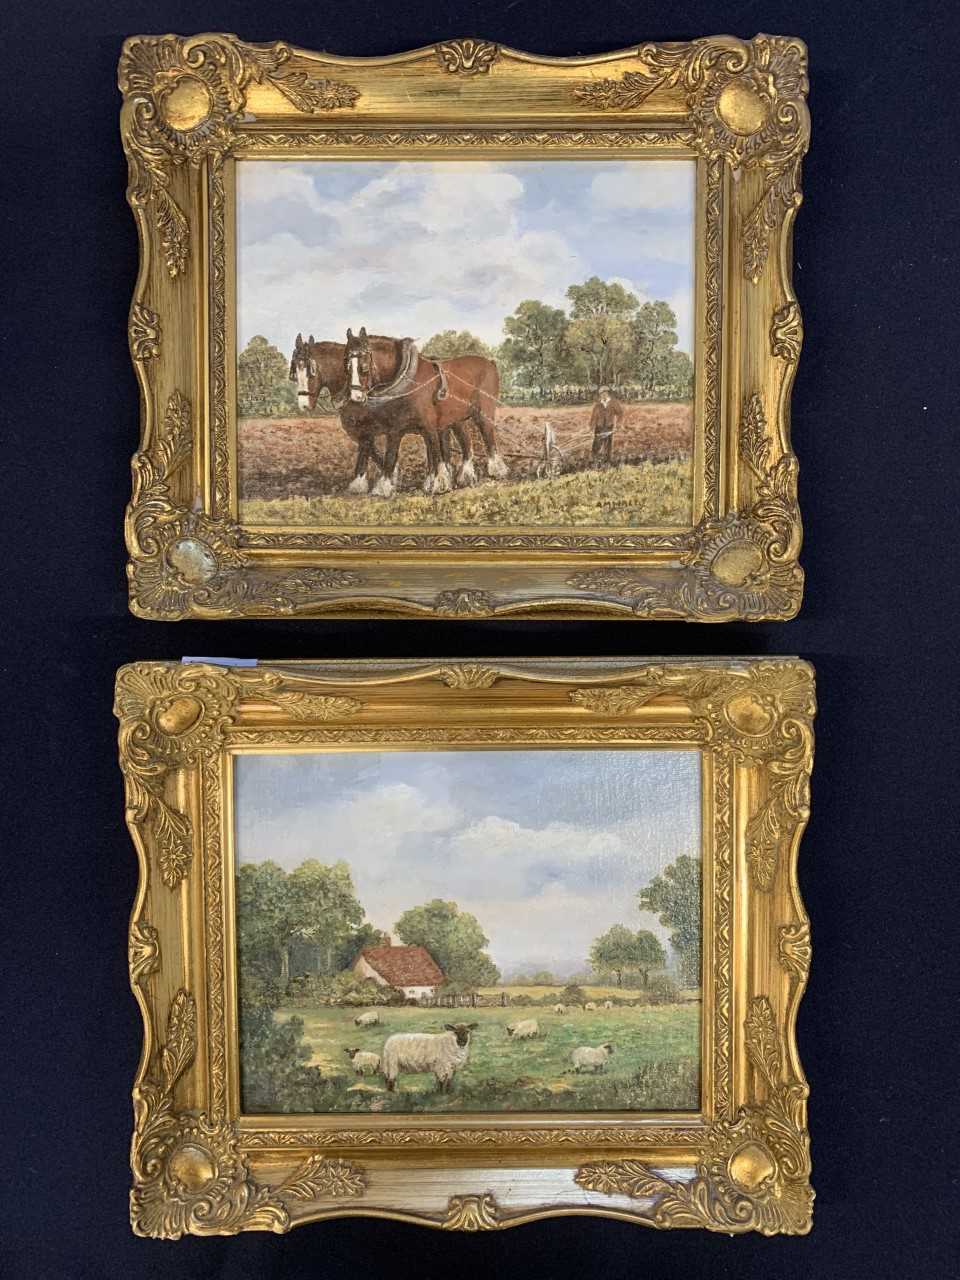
[381,1023,478,1092]
[344,1047,381,1076]
[572,1043,615,1073]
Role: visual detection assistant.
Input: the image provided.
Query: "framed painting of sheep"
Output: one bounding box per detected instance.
[120,33,808,621]
[117,656,815,1236]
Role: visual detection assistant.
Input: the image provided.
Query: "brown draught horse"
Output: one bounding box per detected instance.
[290,329,505,496]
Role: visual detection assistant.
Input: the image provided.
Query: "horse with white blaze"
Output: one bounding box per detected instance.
[381,1023,478,1092]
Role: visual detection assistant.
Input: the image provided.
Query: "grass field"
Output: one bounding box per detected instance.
[238,401,693,528]
[270,999,701,1114]
[241,459,691,527]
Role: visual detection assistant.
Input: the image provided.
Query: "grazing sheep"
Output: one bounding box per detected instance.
[584,1001,597,1011]
[553,1003,566,1014]
[602,999,614,1010]
[506,1018,540,1040]
[354,1010,380,1027]
[381,1023,478,1092]
[572,1043,615,1073]
[344,1048,381,1076]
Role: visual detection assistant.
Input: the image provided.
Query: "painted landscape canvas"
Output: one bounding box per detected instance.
[236,159,696,528]
[235,749,703,1115]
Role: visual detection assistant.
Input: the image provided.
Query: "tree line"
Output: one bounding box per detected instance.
[237,276,693,416]
[588,853,701,989]
[237,859,500,997]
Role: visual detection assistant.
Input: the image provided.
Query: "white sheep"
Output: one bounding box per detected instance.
[584,1001,597,1011]
[381,1023,478,1092]
[602,999,614,1010]
[572,1043,615,1073]
[343,1048,381,1076]
[506,1018,539,1040]
[553,1003,566,1014]
[354,1010,380,1027]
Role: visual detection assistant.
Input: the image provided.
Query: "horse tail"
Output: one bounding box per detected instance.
[472,358,499,427]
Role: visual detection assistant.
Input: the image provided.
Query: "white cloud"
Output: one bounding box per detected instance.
[237,161,582,348]
[590,161,695,213]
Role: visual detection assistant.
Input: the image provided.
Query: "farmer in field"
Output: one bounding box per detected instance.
[590,387,624,466]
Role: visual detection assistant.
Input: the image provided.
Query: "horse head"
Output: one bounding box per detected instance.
[344,326,372,404]
[289,332,320,410]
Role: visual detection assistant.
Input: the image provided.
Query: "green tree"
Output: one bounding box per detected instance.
[565,277,638,390]
[394,899,500,987]
[236,860,298,982]
[632,930,668,987]
[237,335,298,417]
[638,856,702,987]
[590,924,666,987]
[422,329,496,360]
[630,300,680,392]
[236,859,365,985]
[500,300,569,398]
[529,969,556,986]
[287,859,365,978]
[659,347,694,399]
[335,922,389,972]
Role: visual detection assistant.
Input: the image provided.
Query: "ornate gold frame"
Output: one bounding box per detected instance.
[116,657,814,1235]
[120,33,809,621]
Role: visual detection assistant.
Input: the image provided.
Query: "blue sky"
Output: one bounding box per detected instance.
[235,748,701,978]
[237,159,696,357]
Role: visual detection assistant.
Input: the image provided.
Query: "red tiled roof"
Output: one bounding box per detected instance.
[359,945,444,987]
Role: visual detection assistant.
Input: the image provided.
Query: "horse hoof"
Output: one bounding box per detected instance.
[348,475,370,495]
[372,475,395,498]
[457,459,478,487]
[422,474,436,495]
[487,454,509,479]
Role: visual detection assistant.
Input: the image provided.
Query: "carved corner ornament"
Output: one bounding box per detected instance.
[125,389,364,619]
[568,392,802,620]
[576,997,812,1234]
[574,34,809,284]
[131,990,365,1238]
[570,660,814,890]
[119,33,358,279]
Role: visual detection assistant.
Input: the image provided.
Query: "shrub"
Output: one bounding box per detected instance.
[646,974,680,1005]
[239,1005,341,1112]
[509,993,534,1007]
[560,984,587,1007]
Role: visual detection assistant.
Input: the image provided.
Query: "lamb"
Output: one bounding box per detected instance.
[344,1048,381,1076]
[602,999,614,1010]
[572,1043,615,1073]
[553,1003,566,1014]
[584,1001,597,1011]
[381,1023,478,1092]
[354,1010,380,1027]
[506,1018,539,1040]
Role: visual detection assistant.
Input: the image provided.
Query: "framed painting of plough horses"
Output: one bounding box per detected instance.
[120,33,809,621]
[117,656,815,1235]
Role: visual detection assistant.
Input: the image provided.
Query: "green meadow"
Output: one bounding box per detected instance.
[272,998,701,1114]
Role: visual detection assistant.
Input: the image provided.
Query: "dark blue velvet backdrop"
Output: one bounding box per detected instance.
[1,1,958,1276]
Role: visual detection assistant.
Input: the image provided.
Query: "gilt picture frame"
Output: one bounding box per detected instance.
[120,33,809,621]
[117,656,814,1236]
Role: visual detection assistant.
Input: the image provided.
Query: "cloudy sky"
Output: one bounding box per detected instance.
[236,159,696,356]
[235,749,701,979]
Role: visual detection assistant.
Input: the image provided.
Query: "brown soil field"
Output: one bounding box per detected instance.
[238,401,693,502]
